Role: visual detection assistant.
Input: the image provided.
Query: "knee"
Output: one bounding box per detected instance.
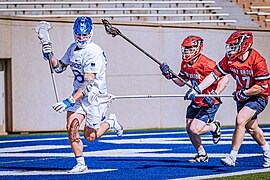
[236,114,246,128]
[84,129,97,142]
[84,133,96,142]
[189,126,201,135]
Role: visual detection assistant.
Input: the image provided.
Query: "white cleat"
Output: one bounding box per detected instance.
[211,120,221,144]
[263,152,270,168]
[220,155,236,167]
[189,154,209,163]
[108,114,123,137]
[68,163,88,173]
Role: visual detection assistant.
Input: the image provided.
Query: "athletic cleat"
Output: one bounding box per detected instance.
[68,163,88,173]
[220,155,236,167]
[189,154,209,163]
[108,114,123,137]
[263,152,270,167]
[211,120,221,144]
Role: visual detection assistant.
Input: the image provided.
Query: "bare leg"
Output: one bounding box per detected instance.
[84,121,109,142]
[232,106,255,151]
[246,119,267,146]
[186,118,210,151]
[66,111,85,157]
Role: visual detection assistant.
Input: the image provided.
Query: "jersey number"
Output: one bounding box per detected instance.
[236,75,250,89]
[73,69,84,83]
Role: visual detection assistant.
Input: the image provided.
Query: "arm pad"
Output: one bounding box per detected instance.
[53,60,67,73]
[211,71,220,81]
[80,77,94,96]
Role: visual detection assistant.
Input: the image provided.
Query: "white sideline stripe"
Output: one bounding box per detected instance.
[0,145,71,153]
[0,150,262,158]
[0,169,117,176]
[0,129,269,144]
[0,137,68,144]
[1,136,270,148]
[173,168,270,180]
[0,132,186,143]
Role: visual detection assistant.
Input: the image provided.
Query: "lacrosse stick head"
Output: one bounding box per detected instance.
[102,19,121,37]
[34,21,52,45]
[88,92,114,106]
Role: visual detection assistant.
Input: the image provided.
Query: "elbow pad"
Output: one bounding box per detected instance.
[211,71,220,81]
[80,78,94,96]
[53,60,67,73]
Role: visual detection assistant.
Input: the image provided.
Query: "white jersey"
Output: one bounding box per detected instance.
[61,41,107,94]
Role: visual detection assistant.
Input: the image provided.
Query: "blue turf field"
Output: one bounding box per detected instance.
[0,127,270,179]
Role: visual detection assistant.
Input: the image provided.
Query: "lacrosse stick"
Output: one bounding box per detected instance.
[102,19,193,89]
[89,93,233,106]
[34,21,59,102]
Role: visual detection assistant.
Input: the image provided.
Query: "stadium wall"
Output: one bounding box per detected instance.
[0,17,270,132]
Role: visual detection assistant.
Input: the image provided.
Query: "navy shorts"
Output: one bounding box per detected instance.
[236,96,268,120]
[186,102,221,123]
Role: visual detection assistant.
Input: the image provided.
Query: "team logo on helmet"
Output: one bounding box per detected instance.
[181,35,203,62]
[73,16,93,48]
[225,31,253,60]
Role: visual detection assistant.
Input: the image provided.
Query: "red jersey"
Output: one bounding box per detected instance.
[213,49,270,100]
[179,54,220,106]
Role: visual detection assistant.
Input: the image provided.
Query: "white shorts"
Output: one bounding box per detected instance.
[66,95,108,129]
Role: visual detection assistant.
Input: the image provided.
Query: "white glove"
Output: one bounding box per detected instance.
[42,42,53,61]
[52,96,75,113]
[42,42,52,54]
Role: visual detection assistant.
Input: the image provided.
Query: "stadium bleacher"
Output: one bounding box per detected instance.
[233,0,270,27]
[0,0,238,26]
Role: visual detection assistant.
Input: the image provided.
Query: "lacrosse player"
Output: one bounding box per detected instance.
[160,35,229,163]
[41,16,123,173]
[190,31,270,167]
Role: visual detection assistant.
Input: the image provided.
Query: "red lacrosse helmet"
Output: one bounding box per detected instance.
[225,31,253,60]
[181,35,204,62]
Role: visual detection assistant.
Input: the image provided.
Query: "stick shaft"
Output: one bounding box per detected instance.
[48,54,59,102]
[113,94,233,100]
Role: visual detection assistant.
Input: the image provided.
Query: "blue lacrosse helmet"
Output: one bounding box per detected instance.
[73,16,93,48]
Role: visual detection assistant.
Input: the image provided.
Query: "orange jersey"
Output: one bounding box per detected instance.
[213,49,270,100]
[179,54,220,106]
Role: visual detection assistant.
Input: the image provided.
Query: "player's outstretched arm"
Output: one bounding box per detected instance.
[214,75,230,94]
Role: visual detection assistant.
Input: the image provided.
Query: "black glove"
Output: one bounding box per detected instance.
[232,89,249,102]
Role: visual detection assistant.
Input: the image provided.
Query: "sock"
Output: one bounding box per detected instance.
[76,156,85,165]
[105,119,114,129]
[261,143,270,153]
[210,122,217,132]
[105,114,117,129]
[198,148,206,156]
[230,150,238,161]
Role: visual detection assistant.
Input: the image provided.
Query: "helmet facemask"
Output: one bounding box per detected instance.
[181,45,200,62]
[74,31,93,48]
[225,42,241,60]
[225,31,253,60]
